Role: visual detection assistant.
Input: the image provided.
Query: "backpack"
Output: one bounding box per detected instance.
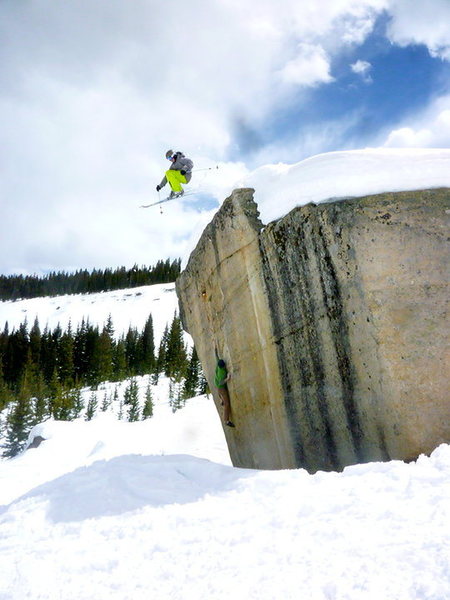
[174,151,194,172]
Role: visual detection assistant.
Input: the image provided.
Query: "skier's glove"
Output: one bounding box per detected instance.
[180,170,186,176]
[156,185,161,191]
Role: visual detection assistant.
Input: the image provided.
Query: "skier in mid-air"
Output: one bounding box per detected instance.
[156,150,194,199]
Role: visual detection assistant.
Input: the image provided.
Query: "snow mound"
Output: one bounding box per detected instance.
[0,395,231,505]
[4,455,249,522]
[241,147,450,223]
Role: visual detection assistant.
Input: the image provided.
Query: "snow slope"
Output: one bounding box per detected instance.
[0,392,231,506]
[241,148,450,223]
[0,417,449,600]
[0,282,181,341]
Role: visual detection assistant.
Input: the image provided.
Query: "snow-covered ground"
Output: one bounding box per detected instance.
[0,388,231,506]
[0,412,449,599]
[0,282,181,342]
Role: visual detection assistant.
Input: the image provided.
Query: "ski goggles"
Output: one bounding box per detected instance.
[167,155,174,160]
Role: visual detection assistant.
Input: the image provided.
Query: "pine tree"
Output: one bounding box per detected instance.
[112,385,119,406]
[57,388,76,421]
[85,391,98,421]
[0,358,12,412]
[100,391,110,412]
[183,346,201,399]
[125,327,140,375]
[85,323,101,386]
[29,317,41,368]
[71,388,84,419]
[0,413,6,451]
[24,361,48,425]
[32,394,48,424]
[165,314,188,381]
[89,314,115,384]
[58,323,75,385]
[170,380,185,413]
[3,388,33,458]
[138,314,155,375]
[48,369,65,419]
[0,322,9,359]
[40,325,58,384]
[198,372,209,396]
[73,319,89,382]
[142,381,154,419]
[51,323,63,377]
[125,379,140,422]
[6,321,30,384]
[168,379,174,408]
[113,338,127,381]
[155,324,169,376]
[104,314,114,339]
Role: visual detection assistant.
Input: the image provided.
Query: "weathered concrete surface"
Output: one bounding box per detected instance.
[176,187,450,471]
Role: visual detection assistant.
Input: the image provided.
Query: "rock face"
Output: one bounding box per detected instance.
[176,188,450,472]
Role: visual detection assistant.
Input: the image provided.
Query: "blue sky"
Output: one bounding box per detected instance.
[234,13,450,164]
[1,0,450,274]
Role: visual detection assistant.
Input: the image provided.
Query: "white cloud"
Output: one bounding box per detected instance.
[351,59,373,83]
[386,0,450,60]
[383,96,450,147]
[279,44,334,87]
[384,127,433,147]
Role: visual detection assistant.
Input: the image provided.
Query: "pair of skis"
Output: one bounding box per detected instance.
[140,165,219,209]
[140,191,196,209]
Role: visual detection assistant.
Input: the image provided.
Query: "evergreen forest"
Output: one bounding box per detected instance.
[0,312,205,458]
[0,259,181,301]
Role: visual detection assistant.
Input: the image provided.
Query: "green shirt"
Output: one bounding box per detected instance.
[214,365,228,388]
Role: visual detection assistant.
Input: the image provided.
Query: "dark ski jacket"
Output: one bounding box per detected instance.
[159,152,193,188]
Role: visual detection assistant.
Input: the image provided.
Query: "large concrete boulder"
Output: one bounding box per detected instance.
[176,188,450,472]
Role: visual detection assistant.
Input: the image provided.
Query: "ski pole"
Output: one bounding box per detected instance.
[192,165,220,173]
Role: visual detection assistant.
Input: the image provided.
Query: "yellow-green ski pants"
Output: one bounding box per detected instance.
[165,170,187,192]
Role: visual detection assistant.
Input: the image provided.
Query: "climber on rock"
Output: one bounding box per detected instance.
[214,358,235,428]
[156,150,194,199]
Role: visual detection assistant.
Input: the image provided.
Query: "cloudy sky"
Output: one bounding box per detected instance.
[1,0,450,276]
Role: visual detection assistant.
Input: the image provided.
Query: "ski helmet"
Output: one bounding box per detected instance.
[165,149,174,159]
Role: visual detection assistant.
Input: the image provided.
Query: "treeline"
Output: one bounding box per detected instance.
[0,313,205,457]
[0,259,181,301]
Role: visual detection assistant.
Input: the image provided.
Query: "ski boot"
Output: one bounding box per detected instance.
[169,190,184,200]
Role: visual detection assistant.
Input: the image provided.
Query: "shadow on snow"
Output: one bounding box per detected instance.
[0,454,254,523]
